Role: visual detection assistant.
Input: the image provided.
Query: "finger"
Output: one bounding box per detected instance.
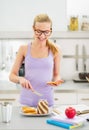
[58,80,64,83]
[54,80,64,85]
[48,83,57,86]
[25,82,29,89]
[21,82,26,88]
[28,82,34,92]
[47,81,56,85]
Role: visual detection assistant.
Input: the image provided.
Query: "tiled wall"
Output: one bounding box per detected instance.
[0,38,89,80]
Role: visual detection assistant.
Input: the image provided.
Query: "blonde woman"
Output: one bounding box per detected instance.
[9,14,63,107]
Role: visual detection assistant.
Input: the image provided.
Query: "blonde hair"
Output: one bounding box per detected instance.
[46,40,59,56]
[33,14,52,28]
[33,14,59,56]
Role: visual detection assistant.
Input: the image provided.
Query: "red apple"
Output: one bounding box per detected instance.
[65,107,76,119]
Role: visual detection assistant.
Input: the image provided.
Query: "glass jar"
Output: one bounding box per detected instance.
[69,16,79,31]
[81,15,89,31]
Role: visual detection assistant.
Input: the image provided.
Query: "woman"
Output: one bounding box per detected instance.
[9,14,63,107]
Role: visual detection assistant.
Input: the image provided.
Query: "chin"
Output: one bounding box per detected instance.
[38,37,46,42]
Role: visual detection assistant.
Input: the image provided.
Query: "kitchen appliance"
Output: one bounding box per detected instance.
[19,62,25,76]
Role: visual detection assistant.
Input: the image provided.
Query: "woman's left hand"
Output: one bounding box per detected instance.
[47,79,64,86]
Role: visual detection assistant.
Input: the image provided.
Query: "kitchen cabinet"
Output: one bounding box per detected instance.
[54,91,77,105]
[0,93,20,106]
[54,81,89,106]
[77,93,89,106]
[54,91,89,106]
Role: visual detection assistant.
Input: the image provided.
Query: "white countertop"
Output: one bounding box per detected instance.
[0,106,89,130]
[55,80,89,93]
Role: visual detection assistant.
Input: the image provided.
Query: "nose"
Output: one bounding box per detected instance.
[40,32,46,38]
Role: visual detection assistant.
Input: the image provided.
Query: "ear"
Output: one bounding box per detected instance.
[33,26,35,30]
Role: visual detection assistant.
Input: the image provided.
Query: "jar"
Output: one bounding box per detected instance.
[81,15,89,31]
[69,16,79,31]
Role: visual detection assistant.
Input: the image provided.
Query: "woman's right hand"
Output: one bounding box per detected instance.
[18,77,34,92]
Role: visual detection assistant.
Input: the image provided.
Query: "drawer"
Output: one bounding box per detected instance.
[0,94,20,106]
[54,92,77,105]
[78,93,89,106]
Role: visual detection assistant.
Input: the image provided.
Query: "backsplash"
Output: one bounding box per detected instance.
[0,32,89,80]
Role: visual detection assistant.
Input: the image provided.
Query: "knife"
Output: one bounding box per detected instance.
[86,76,89,82]
[82,45,87,72]
[75,44,79,71]
[77,109,89,116]
[33,91,42,97]
[52,109,61,115]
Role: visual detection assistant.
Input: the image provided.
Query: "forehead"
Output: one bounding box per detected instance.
[35,22,51,30]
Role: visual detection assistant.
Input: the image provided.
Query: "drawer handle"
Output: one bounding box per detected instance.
[81,98,89,101]
[0,98,16,101]
[54,98,59,101]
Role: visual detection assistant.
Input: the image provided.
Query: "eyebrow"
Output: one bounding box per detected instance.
[35,29,51,31]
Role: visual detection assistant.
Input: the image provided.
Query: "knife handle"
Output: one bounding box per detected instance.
[81,110,89,114]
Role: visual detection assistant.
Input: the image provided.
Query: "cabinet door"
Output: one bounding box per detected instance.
[54,92,77,105]
[78,94,89,106]
[0,94,20,106]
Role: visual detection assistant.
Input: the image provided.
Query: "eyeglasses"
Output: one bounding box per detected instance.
[34,29,52,36]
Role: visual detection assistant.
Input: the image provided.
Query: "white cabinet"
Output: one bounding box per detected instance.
[77,93,89,106]
[54,90,89,106]
[54,91,77,105]
[0,94,20,106]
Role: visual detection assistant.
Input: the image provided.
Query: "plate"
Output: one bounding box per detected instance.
[20,111,52,116]
[20,106,52,117]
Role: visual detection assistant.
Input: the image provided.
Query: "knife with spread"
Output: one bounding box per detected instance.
[33,91,42,97]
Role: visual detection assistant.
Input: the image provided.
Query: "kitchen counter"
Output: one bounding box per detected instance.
[55,80,89,93]
[0,107,89,130]
[0,80,89,94]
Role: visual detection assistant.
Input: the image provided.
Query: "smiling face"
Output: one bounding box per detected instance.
[33,14,52,43]
[33,22,52,42]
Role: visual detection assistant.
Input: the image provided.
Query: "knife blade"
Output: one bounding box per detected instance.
[82,45,86,72]
[33,91,42,97]
[76,44,79,71]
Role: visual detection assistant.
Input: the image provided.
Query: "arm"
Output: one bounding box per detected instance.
[9,45,25,83]
[47,46,63,86]
[53,46,62,81]
[9,45,34,91]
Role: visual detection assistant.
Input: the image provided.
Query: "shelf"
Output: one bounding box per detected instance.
[0,31,89,39]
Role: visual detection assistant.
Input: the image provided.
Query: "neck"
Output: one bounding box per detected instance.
[32,40,46,48]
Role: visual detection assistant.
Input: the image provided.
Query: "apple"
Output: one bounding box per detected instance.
[65,107,76,119]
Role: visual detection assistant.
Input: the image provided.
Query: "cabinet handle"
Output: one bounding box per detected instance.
[54,98,59,101]
[81,98,89,101]
[0,98,16,101]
